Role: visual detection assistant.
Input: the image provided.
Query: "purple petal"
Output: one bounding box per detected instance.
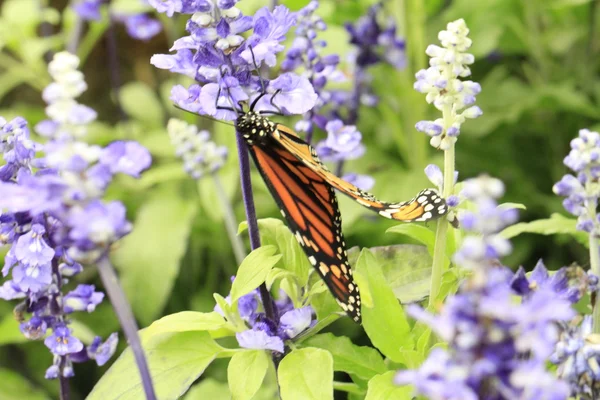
[100,141,152,177]
[236,330,284,353]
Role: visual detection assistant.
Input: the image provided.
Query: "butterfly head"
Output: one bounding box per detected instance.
[235,111,276,144]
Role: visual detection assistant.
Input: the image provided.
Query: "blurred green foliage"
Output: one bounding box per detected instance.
[1,0,599,398]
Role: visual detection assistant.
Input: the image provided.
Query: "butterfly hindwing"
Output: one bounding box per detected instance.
[248,144,362,323]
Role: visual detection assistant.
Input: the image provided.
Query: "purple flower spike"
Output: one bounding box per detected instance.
[279,306,313,339]
[425,164,443,190]
[236,329,284,353]
[13,224,55,267]
[87,333,119,366]
[44,325,84,356]
[0,280,25,300]
[20,316,48,340]
[73,0,102,21]
[100,141,152,177]
[242,6,297,67]
[316,120,364,162]
[123,15,162,41]
[170,84,203,113]
[64,284,105,313]
[268,73,318,115]
[68,200,131,249]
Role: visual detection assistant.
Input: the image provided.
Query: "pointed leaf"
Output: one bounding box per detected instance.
[113,187,196,325]
[365,372,412,400]
[88,331,222,400]
[228,350,269,400]
[231,245,281,303]
[348,245,432,304]
[302,333,386,380]
[278,348,333,400]
[0,368,50,400]
[500,213,588,246]
[354,249,414,361]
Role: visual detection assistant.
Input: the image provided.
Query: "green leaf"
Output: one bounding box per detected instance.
[0,314,26,345]
[146,311,230,336]
[228,350,269,400]
[230,245,281,303]
[278,348,333,400]
[0,368,50,400]
[88,331,222,400]
[302,333,386,380]
[119,82,165,127]
[183,378,230,400]
[238,218,310,285]
[500,213,589,246]
[498,202,526,210]
[113,187,196,325]
[354,249,414,362]
[276,226,311,287]
[386,224,435,253]
[365,372,412,400]
[348,245,432,304]
[130,163,188,190]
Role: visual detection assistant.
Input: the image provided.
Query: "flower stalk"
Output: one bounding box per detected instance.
[413,20,481,307]
[235,132,276,321]
[211,174,246,265]
[97,256,156,400]
[553,128,600,334]
[428,144,454,306]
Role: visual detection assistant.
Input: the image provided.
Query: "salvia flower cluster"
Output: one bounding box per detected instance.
[150,0,317,121]
[281,1,368,172]
[0,52,151,379]
[552,127,600,399]
[74,0,162,41]
[396,176,576,399]
[551,315,600,399]
[167,118,227,179]
[283,0,401,190]
[343,2,406,122]
[414,19,482,150]
[281,1,345,139]
[215,278,314,353]
[553,128,600,235]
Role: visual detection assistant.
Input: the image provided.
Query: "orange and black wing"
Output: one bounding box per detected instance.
[248,142,361,323]
[273,124,448,222]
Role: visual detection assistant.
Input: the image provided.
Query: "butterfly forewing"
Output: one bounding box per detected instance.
[248,144,362,322]
[274,124,448,221]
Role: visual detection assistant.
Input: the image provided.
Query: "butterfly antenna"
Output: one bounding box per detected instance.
[249,45,266,94]
[269,90,283,115]
[215,66,242,114]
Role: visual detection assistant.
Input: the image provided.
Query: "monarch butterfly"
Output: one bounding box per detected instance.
[235,108,448,323]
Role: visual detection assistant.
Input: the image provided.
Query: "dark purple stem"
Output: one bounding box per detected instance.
[96,256,156,400]
[58,357,70,400]
[105,14,126,120]
[235,132,276,321]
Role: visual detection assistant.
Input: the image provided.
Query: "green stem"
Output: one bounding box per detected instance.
[588,201,600,332]
[428,145,454,306]
[207,175,246,265]
[333,382,363,395]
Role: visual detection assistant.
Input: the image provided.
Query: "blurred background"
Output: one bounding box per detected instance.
[1,0,599,398]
